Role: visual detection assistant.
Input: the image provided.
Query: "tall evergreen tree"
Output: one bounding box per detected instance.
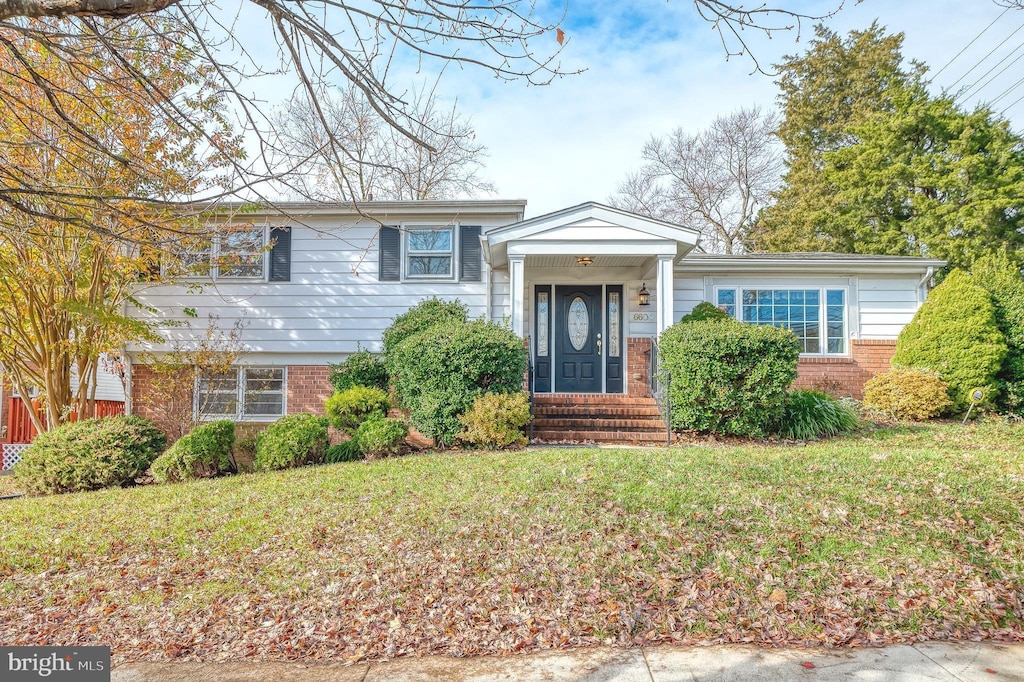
[752,23,925,251]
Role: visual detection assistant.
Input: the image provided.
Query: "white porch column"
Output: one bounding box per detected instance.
[509,254,526,338]
[656,254,675,336]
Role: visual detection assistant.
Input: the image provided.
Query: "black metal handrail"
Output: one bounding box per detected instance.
[649,337,671,445]
[525,335,535,442]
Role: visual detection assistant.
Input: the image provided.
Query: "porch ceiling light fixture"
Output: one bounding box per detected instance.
[638,283,651,306]
[576,256,593,267]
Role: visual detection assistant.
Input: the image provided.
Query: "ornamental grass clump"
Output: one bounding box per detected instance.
[863,367,953,421]
[774,389,860,440]
[15,415,167,495]
[659,319,800,437]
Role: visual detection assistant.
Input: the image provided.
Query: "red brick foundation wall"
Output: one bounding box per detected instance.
[793,339,896,399]
[627,337,653,397]
[286,366,332,416]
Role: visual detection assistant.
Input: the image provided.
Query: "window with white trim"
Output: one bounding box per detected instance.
[169,226,266,280]
[406,227,454,278]
[716,287,847,354]
[196,366,285,420]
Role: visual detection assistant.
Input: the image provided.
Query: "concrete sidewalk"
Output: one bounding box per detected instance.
[113,641,1024,681]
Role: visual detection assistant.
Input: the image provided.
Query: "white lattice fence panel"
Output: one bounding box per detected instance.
[1,443,29,470]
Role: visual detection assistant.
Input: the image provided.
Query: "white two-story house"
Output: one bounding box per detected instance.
[124,200,942,441]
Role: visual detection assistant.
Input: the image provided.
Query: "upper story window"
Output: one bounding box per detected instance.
[716,287,847,354]
[196,366,285,420]
[169,227,266,280]
[406,227,454,278]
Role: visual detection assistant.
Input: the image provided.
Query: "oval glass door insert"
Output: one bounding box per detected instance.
[568,297,589,350]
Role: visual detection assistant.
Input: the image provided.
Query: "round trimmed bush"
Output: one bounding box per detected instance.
[382,297,467,366]
[329,348,387,392]
[457,392,531,449]
[325,385,391,435]
[774,389,860,440]
[863,367,953,421]
[893,269,1007,412]
[660,319,800,437]
[254,413,329,471]
[14,415,167,495]
[354,416,407,458]
[681,301,732,324]
[389,319,527,445]
[151,420,236,483]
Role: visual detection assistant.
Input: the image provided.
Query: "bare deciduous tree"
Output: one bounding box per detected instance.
[274,86,494,202]
[612,107,782,254]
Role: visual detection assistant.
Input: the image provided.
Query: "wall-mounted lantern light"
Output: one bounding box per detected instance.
[638,283,650,307]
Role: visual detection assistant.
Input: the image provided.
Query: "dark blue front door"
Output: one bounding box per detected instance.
[556,286,602,392]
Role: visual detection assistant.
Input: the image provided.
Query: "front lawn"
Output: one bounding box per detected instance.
[0,421,1022,662]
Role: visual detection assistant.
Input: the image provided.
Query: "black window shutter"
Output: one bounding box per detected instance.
[379,226,400,281]
[269,226,291,282]
[459,226,482,282]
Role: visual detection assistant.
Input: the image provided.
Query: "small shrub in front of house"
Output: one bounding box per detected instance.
[660,319,800,437]
[15,415,167,495]
[971,250,1024,416]
[457,392,531,449]
[389,319,527,445]
[862,367,953,421]
[893,269,1007,413]
[354,415,408,458]
[328,348,388,392]
[150,420,236,483]
[254,413,329,471]
[324,385,391,435]
[773,389,860,440]
[382,297,468,367]
[326,440,364,463]
[680,301,732,324]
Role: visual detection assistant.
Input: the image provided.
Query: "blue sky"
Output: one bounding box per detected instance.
[424,0,1024,217]
[228,1,1024,217]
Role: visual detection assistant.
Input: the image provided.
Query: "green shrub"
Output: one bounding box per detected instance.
[382,297,467,366]
[457,392,531,449]
[893,269,1008,412]
[972,251,1024,416]
[354,416,407,458]
[863,367,953,421]
[389,319,527,444]
[328,348,388,392]
[326,440,363,463]
[660,320,800,437]
[774,389,860,440]
[14,415,167,495]
[151,420,236,483]
[681,301,732,324]
[253,414,329,471]
[324,385,391,435]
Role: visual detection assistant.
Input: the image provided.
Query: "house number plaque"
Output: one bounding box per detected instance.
[632,312,653,321]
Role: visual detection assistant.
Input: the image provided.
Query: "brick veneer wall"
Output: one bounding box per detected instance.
[792,339,896,399]
[627,337,653,397]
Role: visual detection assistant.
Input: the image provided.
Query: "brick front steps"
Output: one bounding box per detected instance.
[531,393,670,445]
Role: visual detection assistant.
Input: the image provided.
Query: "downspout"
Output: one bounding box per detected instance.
[917,266,935,304]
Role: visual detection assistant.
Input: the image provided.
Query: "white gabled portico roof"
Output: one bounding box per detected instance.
[482,202,700,268]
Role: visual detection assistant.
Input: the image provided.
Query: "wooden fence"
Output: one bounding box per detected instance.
[5,397,125,445]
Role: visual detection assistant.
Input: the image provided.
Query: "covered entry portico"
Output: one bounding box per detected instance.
[482,202,699,394]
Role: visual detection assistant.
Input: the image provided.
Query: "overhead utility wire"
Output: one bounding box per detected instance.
[962,38,1024,99]
[947,20,1024,90]
[990,73,1024,105]
[931,5,1011,81]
